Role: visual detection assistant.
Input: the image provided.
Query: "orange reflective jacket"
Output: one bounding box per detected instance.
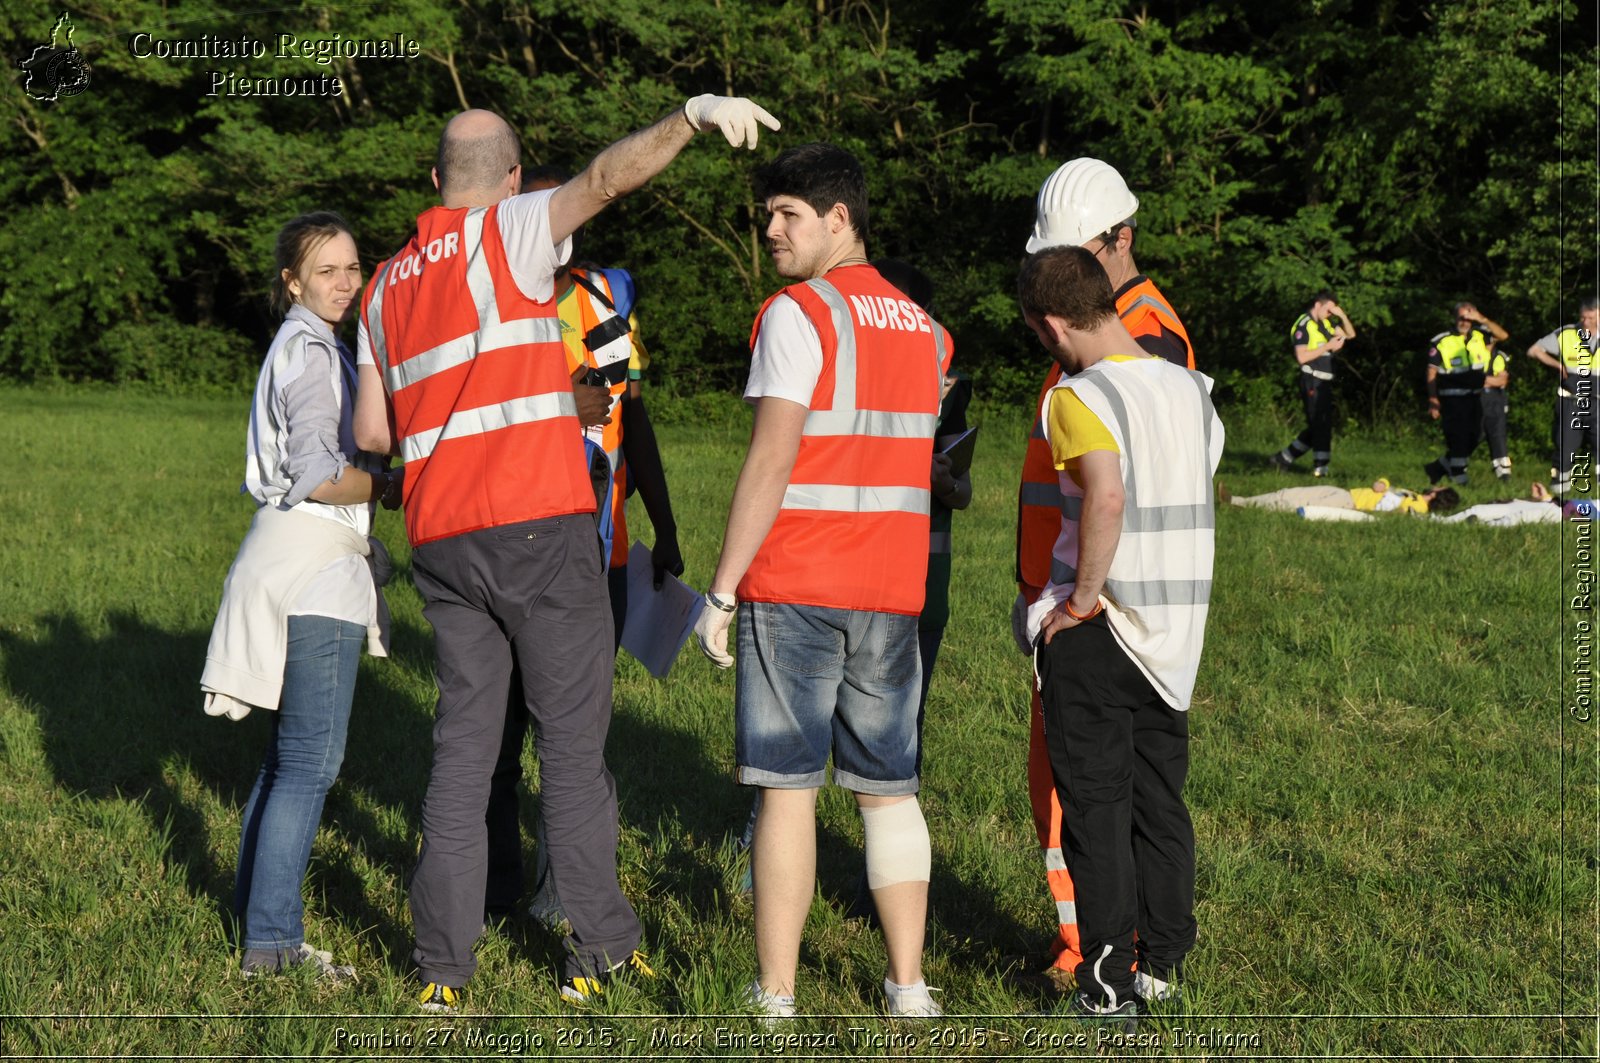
[739,265,953,615]
[362,203,593,547]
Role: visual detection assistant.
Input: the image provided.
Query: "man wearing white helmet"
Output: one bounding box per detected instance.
[1013,157,1193,994]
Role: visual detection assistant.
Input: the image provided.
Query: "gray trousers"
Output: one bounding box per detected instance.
[409,514,639,986]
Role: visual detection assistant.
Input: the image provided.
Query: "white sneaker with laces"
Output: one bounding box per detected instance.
[884,978,942,1017]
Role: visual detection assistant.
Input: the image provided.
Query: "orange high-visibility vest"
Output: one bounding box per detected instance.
[361,203,593,547]
[738,265,953,615]
[564,268,636,567]
[1015,275,1192,589]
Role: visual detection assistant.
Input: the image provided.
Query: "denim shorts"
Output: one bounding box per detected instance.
[734,600,922,795]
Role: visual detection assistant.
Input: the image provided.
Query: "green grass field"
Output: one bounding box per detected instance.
[0,385,1591,1059]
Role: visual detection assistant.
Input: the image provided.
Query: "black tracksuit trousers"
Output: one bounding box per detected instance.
[1036,613,1195,1006]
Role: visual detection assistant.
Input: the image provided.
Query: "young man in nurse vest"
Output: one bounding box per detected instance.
[1019,245,1223,1022]
[354,97,779,1013]
[693,143,952,1019]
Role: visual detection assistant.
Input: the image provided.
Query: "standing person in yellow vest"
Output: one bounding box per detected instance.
[1012,157,1193,994]
[1271,291,1355,477]
[353,96,780,1013]
[1528,297,1599,495]
[1424,301,1508,485]
[693,143,952,1019]
[1019,245,1223,1022]
[1481,343,1513,483]
[480,167,687,933]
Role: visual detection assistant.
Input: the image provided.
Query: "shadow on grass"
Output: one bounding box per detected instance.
[5,611,1031,993]
[0,610,437,967]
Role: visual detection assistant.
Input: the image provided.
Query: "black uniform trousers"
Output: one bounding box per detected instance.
[1556,374,1597,493]
[1480,388,1510,471]
[1285,375,1334,466]
[1036,613,1195,1005]
[1433,392,1482,482]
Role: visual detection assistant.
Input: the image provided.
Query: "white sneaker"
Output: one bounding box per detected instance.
[746,980,797,1019]
[1133,970,1174,1003]
[242,942,356,982]
[884,978,942,1017]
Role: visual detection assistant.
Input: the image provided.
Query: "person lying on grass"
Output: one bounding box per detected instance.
[1221,478,1460,516]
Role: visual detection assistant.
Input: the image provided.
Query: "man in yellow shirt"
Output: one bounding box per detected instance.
[1018,245,1223,1022]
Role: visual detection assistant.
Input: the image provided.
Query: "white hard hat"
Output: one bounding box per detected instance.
[1024,157,1139,253]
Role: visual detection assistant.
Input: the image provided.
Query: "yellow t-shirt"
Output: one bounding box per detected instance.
[1045,357,1138,486]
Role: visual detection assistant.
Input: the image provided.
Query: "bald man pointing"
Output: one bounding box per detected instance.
[355,96,778,1013]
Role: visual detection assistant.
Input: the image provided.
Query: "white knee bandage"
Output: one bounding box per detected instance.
[862,798,931,889]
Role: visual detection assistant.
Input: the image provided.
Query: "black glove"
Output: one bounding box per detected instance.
[652,533,685,590]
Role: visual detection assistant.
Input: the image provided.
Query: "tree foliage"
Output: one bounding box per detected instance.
[2,0,1595,441]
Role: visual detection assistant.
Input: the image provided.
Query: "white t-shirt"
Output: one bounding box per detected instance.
[744,293,823,405]
[357,188,570,369]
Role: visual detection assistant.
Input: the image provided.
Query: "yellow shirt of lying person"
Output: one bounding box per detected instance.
[1349,478,1431,514]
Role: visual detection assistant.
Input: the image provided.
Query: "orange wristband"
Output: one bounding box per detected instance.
[1063,596,1103,621]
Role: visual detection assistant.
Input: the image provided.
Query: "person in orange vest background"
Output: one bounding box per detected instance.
[1011,157,1193,995]
[353,96,779,1013]
[481,165,686,934]
[693,143,952,1019]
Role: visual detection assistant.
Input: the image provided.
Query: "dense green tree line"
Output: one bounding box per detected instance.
[3,0,1595,442]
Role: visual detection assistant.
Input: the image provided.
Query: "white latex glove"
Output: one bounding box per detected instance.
[1010,591,1034,655]
[683,94,781,149]
[694,593,736,667]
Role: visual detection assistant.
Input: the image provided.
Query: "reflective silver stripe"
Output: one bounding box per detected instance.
[803,409,938,438]
[782,483,930,514]
[929,531,952,554]
[805,279,856,410]
[1300,366,1334,381]
[1071,370,1214,534]
[1121,293,1172,320]
[1185,367,1218,461]
[1021,481,1063,508]
[364,259,394,375]
[386,318,560,393]
[1438,388,1477,397]
[1124,503,1213,532]
[1044,847,1067,872]
[1056,900,1078,925]
[400,391,578,464]
[381,209,560,395]
[1070,371,1136,501]
[1104,577,1212,607]
[1050,558,1078,584]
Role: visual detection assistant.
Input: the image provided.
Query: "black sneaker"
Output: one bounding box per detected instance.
[1423,460,1446,484]
[418,982,462,1013]
[1066,990,1139,1029]
[559,949,655,1005]
[1269,452,1294,471]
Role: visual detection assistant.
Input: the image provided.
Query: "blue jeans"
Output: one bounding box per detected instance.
[735,601,922,795]
[234,614,363,952]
